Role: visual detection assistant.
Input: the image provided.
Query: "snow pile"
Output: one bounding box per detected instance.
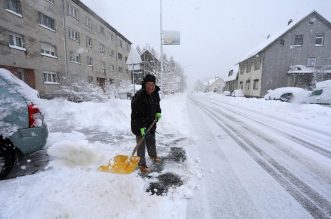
[40,98,131,135]
[48,140,105,167]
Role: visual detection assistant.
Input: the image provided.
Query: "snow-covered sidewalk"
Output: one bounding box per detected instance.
[0,95,200,219]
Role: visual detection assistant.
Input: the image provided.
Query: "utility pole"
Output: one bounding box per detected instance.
[160,0,163,97]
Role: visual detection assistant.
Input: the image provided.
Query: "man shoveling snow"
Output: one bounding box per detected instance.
[131,74,162,174]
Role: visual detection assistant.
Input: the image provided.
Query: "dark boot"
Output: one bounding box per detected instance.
[139,164,150,174]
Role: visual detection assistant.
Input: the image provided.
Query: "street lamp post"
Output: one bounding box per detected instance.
[160,0,163,98]
[182,65,192,93]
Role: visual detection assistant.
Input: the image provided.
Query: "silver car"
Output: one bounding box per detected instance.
[0,68,48,179]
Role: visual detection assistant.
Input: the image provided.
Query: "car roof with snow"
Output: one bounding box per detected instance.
[316,80,331,88]
[0,68,39,102]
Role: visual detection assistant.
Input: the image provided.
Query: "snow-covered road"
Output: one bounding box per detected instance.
[186,93,331,219]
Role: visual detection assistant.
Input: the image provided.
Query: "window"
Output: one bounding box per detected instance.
[240,64,245,74]
[294,35,303,46]
[311,89,323,96]
[125,56,128,62]
[307,57,316,67]
[119,40,123,48]
[254,58,261,70]
[88,76,93,83]
[228,70,233,77]
[9,33,25,50]
[239,81,243,90]
[245,80,250,90]
[86,16,92,29]
[86,36,92,47]
[41,42,57,58]
[253,79,259,90]
[111,33,114,41]
[6,0,22,16]
[100,43,105,53]
[109,64,115,72]
[309,17,316,25]
[100,26,104,34]
[69,51,81,63]
[45,0,54,4]
[246,61,252,73]
[69,28,80,42]
[87,56,93,66]
[43,72,58,84]
[279,39,285,47]
[118,66,123,73]
[39,12,55,31]
[102,61,106,73]
[315,34,324,46]
[109,49,115,56]
[118,53,122,60]
[68,4,79,19]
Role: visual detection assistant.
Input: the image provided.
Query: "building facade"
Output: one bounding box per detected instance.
[138,49,160,84]
[224,65,239,92]
[0,0,131,97]
[237,11,331,97]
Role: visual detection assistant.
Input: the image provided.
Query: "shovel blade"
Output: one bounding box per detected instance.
[98,155,140,174]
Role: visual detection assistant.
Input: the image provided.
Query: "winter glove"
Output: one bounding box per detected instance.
[140,127,146,136]
[155,113,162,121]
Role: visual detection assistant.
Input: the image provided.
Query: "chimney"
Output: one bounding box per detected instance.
[288,19,293,26]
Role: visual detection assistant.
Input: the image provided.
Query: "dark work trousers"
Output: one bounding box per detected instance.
[136,134,157,166]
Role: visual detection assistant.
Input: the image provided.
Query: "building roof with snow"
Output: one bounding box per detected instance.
[238,11,331,64]
[224,65,239,82]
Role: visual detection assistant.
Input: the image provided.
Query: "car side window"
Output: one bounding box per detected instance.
[311,89,323,96]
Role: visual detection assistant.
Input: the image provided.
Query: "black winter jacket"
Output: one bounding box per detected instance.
[131,86,161,136]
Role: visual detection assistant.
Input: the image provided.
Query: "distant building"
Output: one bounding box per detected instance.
[207,77,225,93]
[138,49,160,84]
[237,11,331,97]
[0,0,131,97]
[224,65,239,93]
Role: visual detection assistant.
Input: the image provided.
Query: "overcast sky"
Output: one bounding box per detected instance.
[81,0,331,86]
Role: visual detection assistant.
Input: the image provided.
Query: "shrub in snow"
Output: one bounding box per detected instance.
[54,79,132,102]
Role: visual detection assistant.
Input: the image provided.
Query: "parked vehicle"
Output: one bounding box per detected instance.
[264,87,308,103]
[231,89,244,97]
[305,80,331,105]
[0,69,48,179]
[223,91,231,96]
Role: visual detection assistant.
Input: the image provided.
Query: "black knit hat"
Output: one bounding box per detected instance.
[143,74,156,84]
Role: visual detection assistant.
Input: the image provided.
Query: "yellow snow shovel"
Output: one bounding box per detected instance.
[98,120,157,174]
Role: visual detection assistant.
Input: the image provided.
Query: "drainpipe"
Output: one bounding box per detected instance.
[62,0,69,80]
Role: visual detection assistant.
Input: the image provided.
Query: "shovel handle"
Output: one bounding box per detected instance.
[131,119,157,157]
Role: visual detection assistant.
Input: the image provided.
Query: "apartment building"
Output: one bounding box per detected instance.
[237,11,331,97]
[0,0,131,97]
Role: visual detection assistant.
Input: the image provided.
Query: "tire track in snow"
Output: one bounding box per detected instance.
[201,98,331,184]
[208,96,331,137]
[207,98,331,159]
[191,97,331,219]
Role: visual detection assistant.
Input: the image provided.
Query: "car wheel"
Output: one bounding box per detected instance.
[0,139,15,180]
